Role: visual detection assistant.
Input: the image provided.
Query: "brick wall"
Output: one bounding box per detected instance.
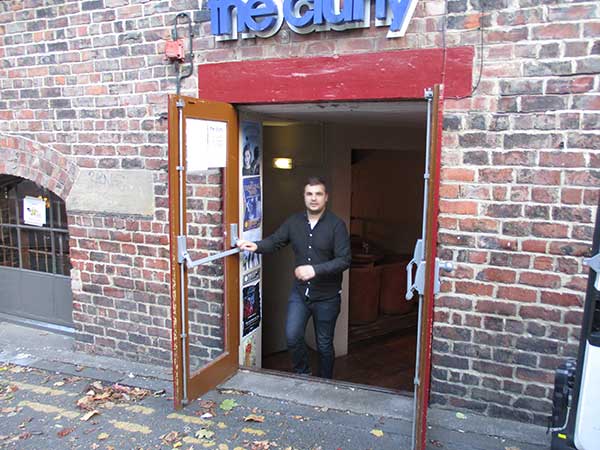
[433,0,599,425]
[0,0,598,423]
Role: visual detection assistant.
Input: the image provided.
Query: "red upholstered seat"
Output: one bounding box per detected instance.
[378,260,415,315]
[349,266,381,324]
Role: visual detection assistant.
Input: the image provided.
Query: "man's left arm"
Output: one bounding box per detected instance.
[312,220,351,276]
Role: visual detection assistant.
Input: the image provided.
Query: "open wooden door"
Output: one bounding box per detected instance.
[168,95,240,409]
[406,85,446,450]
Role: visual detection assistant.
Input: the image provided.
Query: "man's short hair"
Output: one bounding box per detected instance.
[305,176,327,193]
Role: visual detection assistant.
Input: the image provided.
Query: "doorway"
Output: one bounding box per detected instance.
[239,101,428,394]
[0,175,73,329]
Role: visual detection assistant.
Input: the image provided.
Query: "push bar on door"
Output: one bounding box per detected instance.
[177,223,241,269]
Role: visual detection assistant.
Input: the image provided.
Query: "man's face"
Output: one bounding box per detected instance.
[244,149,252,168]
[304,183,328,214]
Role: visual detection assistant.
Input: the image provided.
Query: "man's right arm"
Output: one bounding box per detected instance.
[237,219,290,254]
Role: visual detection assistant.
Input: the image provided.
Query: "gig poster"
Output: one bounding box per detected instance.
[242,282,261,336]
[239,119,262,366]
[243,176,261,231]
[241,333,258,367]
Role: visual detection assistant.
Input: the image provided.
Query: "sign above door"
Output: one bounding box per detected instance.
[207,0,418,40]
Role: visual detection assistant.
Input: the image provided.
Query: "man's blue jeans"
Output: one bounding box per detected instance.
[285,289,341,379]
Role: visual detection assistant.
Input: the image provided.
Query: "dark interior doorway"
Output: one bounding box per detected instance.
[241,101,427,393]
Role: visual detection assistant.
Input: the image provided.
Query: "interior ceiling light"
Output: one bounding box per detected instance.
[272,158,293,170]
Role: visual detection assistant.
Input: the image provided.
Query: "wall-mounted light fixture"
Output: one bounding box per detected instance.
[272,158,293,170]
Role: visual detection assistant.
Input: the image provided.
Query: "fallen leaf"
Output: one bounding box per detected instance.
[195,428,215,440]
[97,432,110,440]
[220,399,238,411]
[370,429,384,438]
[242,427,266,436]
[18,432,32,440]
[81,410,99,421]
[160,430,180,444]
[244,415,265,423]
[57,427,75,438]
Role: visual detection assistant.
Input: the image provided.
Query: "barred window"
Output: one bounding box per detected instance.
[0,175,71,276]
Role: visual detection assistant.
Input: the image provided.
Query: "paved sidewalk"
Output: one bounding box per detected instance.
[0,321,552,450]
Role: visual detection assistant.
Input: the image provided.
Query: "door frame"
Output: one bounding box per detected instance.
[196,48,473,449]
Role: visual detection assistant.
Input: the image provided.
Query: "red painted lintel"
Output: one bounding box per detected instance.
[199,47,474,103]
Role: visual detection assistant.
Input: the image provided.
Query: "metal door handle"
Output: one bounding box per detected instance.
[177,223,241,269]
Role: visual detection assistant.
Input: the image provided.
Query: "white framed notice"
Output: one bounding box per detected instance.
[23,196,46,227]
[185,118,227,171]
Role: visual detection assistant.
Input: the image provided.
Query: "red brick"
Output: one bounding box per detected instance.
[477,268,517,284]
[531,222,569,238]
[561,188,583,205]
[583,189,599,206]
[492,186,507,201]
[458,218,498,233]
[497,286,537,303]
[455,281,494,297]
[540,152,585,168]
[549,241,593,257]
[522,240,547,253]
[519,272,561,289]
[439,200,479,215]
[476,300,517,316]
[441,168,475,182]
[479,168,514,183]
[439,217,458,230]
[531,187,558,203]
[519,305,561,322]
[533,256,553,271]
[531,23,579,40]
[540,292,583,308]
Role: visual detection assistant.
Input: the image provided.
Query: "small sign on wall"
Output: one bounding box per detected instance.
[23,196,46,227]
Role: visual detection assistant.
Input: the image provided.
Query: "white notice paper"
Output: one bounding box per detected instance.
[23,196,46,227]
[186,118,227,172]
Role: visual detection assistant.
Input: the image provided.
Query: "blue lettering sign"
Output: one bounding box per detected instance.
[209,0,418,40]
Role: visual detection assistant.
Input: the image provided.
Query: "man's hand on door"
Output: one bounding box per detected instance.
[236,240,257,252]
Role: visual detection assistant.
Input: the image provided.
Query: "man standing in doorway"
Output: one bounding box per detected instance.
[236,177,351,379]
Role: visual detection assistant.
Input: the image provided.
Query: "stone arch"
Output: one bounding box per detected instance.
[0,133,79,201]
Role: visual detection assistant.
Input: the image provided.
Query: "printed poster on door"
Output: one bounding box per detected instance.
[243,176,261,231]
[242,282,261,336]
[241,121,261,176]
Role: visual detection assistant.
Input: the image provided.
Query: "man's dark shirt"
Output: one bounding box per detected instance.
[255,210,351,301]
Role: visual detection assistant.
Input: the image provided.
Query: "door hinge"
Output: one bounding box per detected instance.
[406,239,454,299]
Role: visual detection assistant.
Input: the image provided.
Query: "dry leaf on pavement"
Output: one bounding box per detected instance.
[57,427,74,438]
[81,410,99,421]
[370,429,384,437]
[244,414,265,423]
[97,432,110,440]
[195,429,215,440]
[160,431,181,444]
